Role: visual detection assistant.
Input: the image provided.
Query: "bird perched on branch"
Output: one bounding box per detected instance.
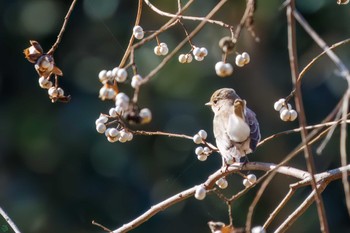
[206,88,260,164]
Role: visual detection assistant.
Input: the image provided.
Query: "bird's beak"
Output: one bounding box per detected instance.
[205,102,212,106]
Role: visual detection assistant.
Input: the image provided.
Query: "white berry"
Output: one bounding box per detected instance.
[280,109,291,121]
[57,87,64,97]
[194,55,204,61]
[159,43,169,55]
[96,123,106,134]
[108,128,120,138]
[178,54,186,63]
[216,178,228,189]
[109,107,118,117]
[133,25,143,33]
[289,109,298,121]
[48,87,58,97]
[116,68,128,82]
[38,77,53,89]
[247,174,257,183]
[194,186,206,200]
[107,136,118,143]
[215,61,233,77]
[98,70,108,83]
[199,47,208,57]
[195,146,204,155]
[203,147,211,154]
[154,46,162,56]
[192,47,201,57]
[274,98,285,111]
[197,154,207,161]
[193,134,202,144]
[243,179,252,187]
[134,31,144,40]
[139,108,152,124]
[198,130,207,140]
[95,114,108,124]
[242,52,250,64]
[252,226,266,233]
[185,54,193,63]
[131,74,143,88]
[235,54,245,67]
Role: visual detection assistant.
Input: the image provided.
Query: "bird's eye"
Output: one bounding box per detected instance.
[213,100,218,104]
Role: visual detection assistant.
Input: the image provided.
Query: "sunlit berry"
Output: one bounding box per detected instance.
[241,52,250,64]
[195,146,204,155]
[216,177,228,189]
[98,70,108,83]
[198,130,207,140]
[289,109,298,121]
[252,226,266,233]
[116,68,128,82]
[139,108,152,124]
[38,77,53,89]
[273,98,285,111]
[178,54,186,63]
[95,115,108,124]
[193,134,202,144]
[194,186,206,200]
[197,154,207,161]
[185,54,193,63]
[131,74,143,88]
[96,123,106,134]
[280,109,291,121]
[243,179,252,187]
[235,54,245,67]
[48,87,58,98]
[247,174,257,183]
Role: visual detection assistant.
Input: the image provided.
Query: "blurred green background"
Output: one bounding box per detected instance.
[1,0,350,232]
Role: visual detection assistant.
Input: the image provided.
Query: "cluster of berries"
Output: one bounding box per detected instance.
[215,52,250,77]
[133,25,144,40]
[95,92,152,142]
[98,67,128,100]
[193,130,214,161]
[243,174,257,187]
[274,98,298,121]
[95,114,133,143]
[154,42,169,56]
[24,40,70,102]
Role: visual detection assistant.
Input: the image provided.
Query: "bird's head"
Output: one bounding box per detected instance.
[206,88,240,113]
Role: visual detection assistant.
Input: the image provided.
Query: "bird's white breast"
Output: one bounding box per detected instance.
[227,114,250,142]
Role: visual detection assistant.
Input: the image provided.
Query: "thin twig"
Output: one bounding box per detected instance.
[139,0,228,85]
[233,0,256,42]
[245,171,277,231]
[274,186,324,233]
[118,0,143,68]
[262,188,296,230]
[340,90,350,216]
[0,207,21,233]
[110,163,349,233]
[276,165,350,232]
[287,2,329,232]
[48,0,78,54]
[293,10,350,84]
[258,118,350,147]
[144,0,233,29]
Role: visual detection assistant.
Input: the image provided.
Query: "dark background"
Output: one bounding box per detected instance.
[1,0,350,232]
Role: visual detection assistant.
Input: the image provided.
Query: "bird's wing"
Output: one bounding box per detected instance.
[245,108,261,151]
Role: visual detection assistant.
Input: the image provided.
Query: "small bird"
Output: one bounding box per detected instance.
[206,88,260,164]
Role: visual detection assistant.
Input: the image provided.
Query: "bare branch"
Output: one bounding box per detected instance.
[48,0,78,55]
[0,207,21,233]
[287,1,329,232]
